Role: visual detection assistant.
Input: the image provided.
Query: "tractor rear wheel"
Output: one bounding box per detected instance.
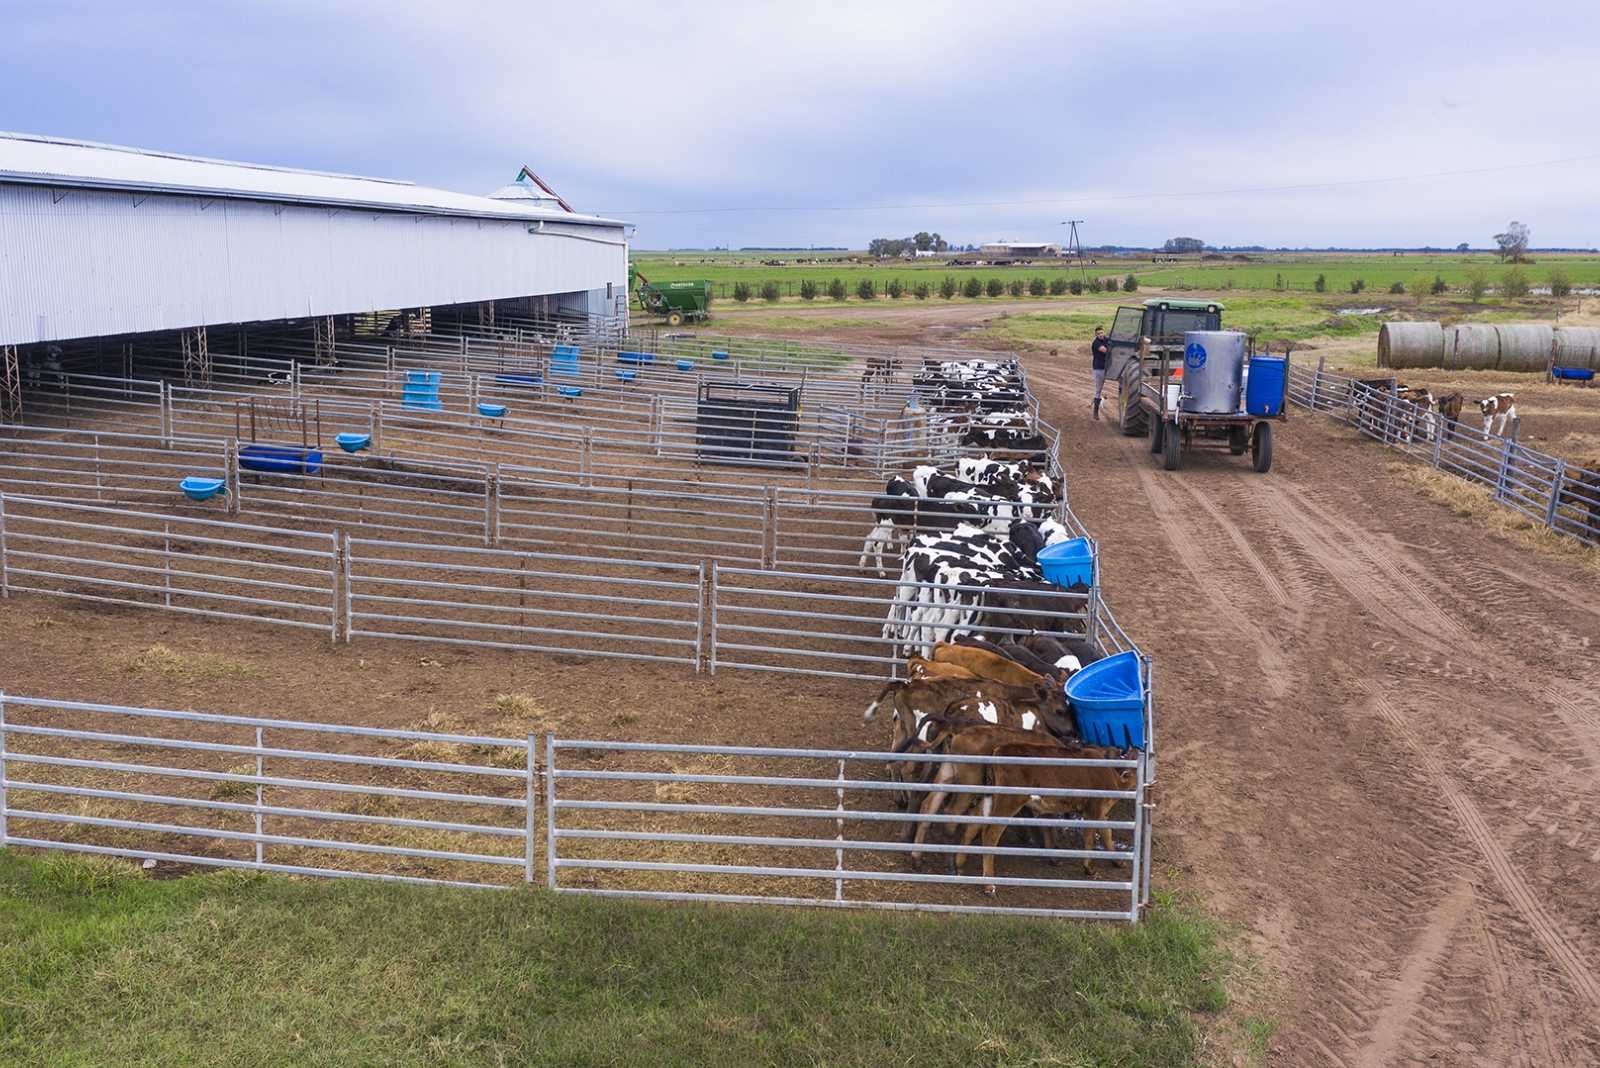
[1119,364,1148,437]
[1252,421,1274,472]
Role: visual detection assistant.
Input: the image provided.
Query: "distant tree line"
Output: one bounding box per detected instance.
[867,231,950,258]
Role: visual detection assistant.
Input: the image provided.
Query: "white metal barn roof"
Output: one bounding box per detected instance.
[0,133,629,346]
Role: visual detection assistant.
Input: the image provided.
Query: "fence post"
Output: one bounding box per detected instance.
[160,382,172,447]
[1131,751,1147,920]
[484,470,499,547]
[371,402,384,453]
[694,561,707,673]
[469,373,480,415]
[525,734,537,884]
[580,430,593,487]
[330,533,344,642]
[291,361,302,402]
[93,436,104,501]
[225,439,241,514]
[651,395,663,456]
[708,563,719,675]
[385,345,395,373]
[545,734,558,890]
[1547,460,1567,528]
[337,532,351,643]
[761,487,777,568]
[0,495,8,599]
[1494,434,1514,503]
[1309,356,1324,410]
[835,758,846,903]
[0,694,7,848]
[163,522,172,608]
[1086,539,1102,649]
[254,726,265,867]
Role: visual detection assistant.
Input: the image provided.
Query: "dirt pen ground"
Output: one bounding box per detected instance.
[7,301,1600,1063]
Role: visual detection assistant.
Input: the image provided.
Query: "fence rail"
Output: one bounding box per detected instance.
[1288,361,1600,547]
[0,694,1150,919]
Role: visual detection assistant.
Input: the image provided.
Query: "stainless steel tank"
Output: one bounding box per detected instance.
[1179,330,1245,414]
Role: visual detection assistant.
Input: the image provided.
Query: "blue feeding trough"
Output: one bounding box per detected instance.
[617,350,657,365]
[711,350,730,362]
[1037,537,1094,588]
[1553,366,1595,382]
[1244,355,1287,417]
[550,344,582,377]
[1064,650,1145,749]
[676,359,695,371]
[615,369,637,383]
[179,476,226,502]
[557,385,583,399]
[477,402,507,419]
[335,432,371,453]
[401,370,442,411]
[239,444,322,476]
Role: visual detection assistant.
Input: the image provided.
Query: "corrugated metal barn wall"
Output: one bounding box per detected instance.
[0,185,627,345]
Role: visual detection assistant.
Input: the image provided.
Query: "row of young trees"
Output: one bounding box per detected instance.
[729,274,1140,302]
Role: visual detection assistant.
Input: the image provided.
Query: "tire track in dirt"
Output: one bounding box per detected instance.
[1134,466,1297,697]
[1353,877,1475,1068]
[1355,679,1600,1013]
[1164,477,1292,608]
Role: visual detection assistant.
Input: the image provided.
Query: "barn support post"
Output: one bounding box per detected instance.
[1309,356,1325,410]
[0,345,20,424]
[524,734,537,884]
[1546,460,1567,528]
[253,726,265,867]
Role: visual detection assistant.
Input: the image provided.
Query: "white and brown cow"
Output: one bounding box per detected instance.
[1479,392,1517,436]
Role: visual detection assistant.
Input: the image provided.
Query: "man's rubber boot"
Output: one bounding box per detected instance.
[1092,398,1101,421]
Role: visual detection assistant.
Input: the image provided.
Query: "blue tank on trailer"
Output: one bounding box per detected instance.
[1245,355,1287,417]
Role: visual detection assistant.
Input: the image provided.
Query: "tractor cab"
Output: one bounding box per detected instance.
[1107,298,1224,435]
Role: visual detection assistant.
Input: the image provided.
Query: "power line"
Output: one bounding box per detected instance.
[601,152,1600,217]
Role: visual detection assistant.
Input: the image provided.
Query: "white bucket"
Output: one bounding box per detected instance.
[1166,383,1181,410]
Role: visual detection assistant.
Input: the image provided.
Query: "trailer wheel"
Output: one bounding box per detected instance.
[1161,420,1181,470]
[1252,421,1274,472]
[1229,426,1247,455]
[666,311,684,327]
[1119,364,1148,437]
[1148,413,1164,454]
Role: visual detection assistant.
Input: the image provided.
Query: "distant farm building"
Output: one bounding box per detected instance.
[0,132,628,407]
[953,241,1062,265]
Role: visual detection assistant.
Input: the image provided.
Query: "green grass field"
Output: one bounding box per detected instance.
[634,250,1600,302]
[0,850,1233,1067]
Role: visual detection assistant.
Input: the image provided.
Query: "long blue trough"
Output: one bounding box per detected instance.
[240,444,322,475]
[1553,366,1595,382]
[1064,650,1145,749]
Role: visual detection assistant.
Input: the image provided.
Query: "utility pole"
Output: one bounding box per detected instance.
[1060,220,1089,282]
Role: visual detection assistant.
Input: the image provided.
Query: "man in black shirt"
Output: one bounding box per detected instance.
[1090,326,1110,420]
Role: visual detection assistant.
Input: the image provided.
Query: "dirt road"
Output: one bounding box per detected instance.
[1024,354,1600,1065]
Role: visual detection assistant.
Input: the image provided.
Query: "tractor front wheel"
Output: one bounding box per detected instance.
[666,311,684,327]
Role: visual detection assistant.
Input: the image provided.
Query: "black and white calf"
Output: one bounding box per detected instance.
[859,467,1058,575]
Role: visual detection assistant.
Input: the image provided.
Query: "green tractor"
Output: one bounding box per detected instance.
[633,266,712,327]
[1106,298,1225,436]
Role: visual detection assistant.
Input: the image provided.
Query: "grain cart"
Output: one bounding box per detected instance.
[635,270,711,327]
[1141,331,1289,472]
[1106,298,1224,437]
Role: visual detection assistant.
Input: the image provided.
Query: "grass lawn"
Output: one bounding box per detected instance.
[0,850,1232,1067]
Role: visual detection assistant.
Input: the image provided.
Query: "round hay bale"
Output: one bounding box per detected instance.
[1447,324,1502,370]
[1553,326,1600,372]
[1493,324,1555,372]
[1377,321,1444,368]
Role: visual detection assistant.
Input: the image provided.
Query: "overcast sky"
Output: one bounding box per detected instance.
[5,1,1597,249]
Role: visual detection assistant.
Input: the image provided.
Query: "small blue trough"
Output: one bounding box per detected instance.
[1037,537,1094,588]
[711,350,730,362]
[1553,366,1595,382]
[239,444,322,476]
[495,373,542,388]
[335,432,371,453]
[676,359,695,371]
[1064,650,1145,749]
[477,402,507,419]
[557,385,583,399]
[179,476,226,502]
[615,368,637,383]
